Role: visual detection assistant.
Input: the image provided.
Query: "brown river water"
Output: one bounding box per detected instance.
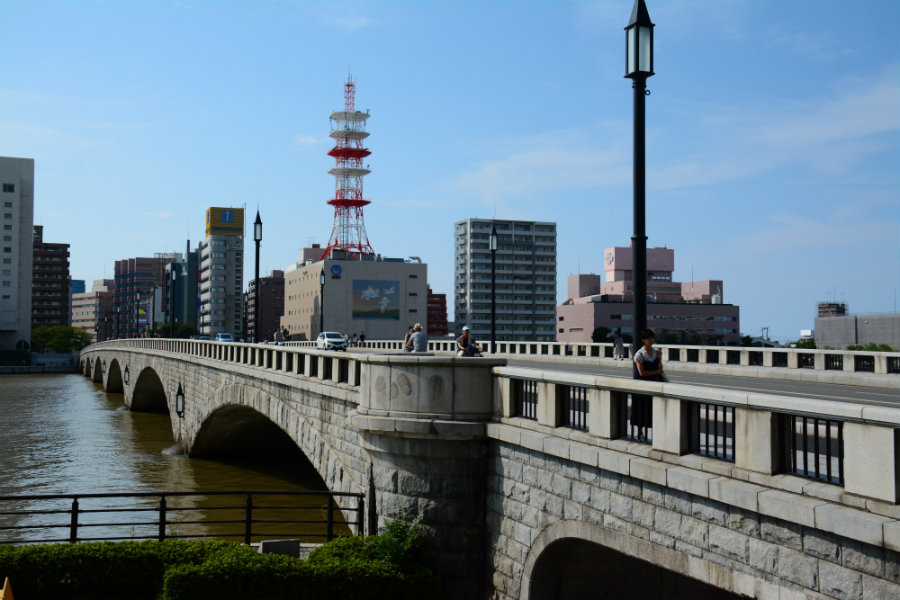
[0,373,341,543]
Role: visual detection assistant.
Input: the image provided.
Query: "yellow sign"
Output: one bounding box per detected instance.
[205,207,244,236]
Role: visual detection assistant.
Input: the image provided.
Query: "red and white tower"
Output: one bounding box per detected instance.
[323,76,374,259]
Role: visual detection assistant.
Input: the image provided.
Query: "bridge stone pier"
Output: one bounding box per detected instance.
[81,340,900,600]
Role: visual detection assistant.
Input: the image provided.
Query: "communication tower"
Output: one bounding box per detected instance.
[323,76,374,258]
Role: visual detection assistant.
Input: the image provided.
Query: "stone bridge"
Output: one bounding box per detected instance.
[80,340,900,600]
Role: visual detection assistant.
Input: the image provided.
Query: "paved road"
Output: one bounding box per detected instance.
[505,358,900,408]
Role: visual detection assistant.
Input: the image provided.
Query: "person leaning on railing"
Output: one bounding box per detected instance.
[456,326,482,357]
[631,328,664,440]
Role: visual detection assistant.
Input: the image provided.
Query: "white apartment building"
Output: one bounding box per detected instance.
[454,218,557,342]
[0,157,35,351]
[198,207,244,337]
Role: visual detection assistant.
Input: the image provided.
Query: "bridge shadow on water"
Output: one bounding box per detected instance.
[530,538,745,600]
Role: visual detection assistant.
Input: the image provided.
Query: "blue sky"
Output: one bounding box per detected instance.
[2,0,898,342]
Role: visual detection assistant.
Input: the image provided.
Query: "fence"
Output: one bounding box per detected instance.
[0,490,364,545]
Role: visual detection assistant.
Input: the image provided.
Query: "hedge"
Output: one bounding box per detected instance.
[0,538,438,600]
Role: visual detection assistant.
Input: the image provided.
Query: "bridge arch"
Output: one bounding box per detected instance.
[92,357,103,383]
[105,359,124,393]
[131,367,169,413]
[521,520,747,600]
[186,383,360,497]
[82,358,91,377]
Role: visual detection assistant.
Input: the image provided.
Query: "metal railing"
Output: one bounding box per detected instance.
[514,379,538,420]
[0,490,364,545]
[691,402,734,462]
[782,416,843,486]
[559,385,589,431]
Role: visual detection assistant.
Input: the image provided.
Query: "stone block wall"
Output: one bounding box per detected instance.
[486,441,900,600]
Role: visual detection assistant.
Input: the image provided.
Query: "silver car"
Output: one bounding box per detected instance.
[316,332,348,351]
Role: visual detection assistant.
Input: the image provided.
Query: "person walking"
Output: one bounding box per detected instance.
[631,328,665,441]
[613,330,625,360]
[405,323,428,352]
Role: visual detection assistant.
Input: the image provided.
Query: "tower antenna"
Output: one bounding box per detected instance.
[322,75,374,259]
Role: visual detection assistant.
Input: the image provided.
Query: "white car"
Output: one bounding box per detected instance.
[215,333,234,342]
[316,332,348,351]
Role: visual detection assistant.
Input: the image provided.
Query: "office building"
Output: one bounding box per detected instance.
[814,304,899,350]
[246,269,285,342]
[199,207,244,337]
[164,241,199,334]
[0,156,34,350]
[31,225,71,330]
[114,254,177,338]
[68,279,85,326]
[71,279,114,342]
[454,218,557,342]
[557,244,740,344]
[427,287,448,337]
[281,247,427,341]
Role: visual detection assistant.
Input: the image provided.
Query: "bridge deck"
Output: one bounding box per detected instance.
[506,358,899,407]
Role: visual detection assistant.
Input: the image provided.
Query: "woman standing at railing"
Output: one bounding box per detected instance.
[632,328,665,441]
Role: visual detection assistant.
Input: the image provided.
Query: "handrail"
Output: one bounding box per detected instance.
[0,490,364,545]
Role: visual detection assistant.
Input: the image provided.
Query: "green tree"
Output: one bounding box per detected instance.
[31,326,91,353]
[795,338,816,349]
[591,327,612,343]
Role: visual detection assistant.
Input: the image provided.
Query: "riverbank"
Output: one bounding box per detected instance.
[0,365,78,374]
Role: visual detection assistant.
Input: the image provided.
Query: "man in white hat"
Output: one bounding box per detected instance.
[456,325,482,357]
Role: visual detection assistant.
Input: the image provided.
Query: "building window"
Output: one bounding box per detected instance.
[3,202,11,207]
[3,248,10,253]
[2,184,13,193]
[3,214,10,219]
[2,281,9,288]
[409,292,417,296]
[408,274,418,278]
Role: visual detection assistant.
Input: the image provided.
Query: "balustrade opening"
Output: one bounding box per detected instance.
[781,414,843,486]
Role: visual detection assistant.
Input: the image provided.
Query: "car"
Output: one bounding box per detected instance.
[316,331,348,351]
[214,333,234,342]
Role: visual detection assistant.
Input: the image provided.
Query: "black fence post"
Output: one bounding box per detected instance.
[326,496,335,541]
[69,498,79,543]
[244,494,253,544]
[158,495,167,541]
[356,496,365,536]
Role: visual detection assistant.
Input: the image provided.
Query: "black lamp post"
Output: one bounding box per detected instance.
[170,264,177,339]
[625,0,654,353]
[136,292,141,338]
[319,268,326,335]
[489,223,498,352]
[253,210,262,343]
[115,307,120,339]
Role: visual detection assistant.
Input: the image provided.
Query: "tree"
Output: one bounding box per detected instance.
[795,338,816,349]
[154,322,197,339]
[31,326,91,353]
[591,327,612,343]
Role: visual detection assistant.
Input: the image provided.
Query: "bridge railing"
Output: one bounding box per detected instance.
[493,366,900,503]
[0,490,364,545]
[312,339,900,377]
[89,339,365,389]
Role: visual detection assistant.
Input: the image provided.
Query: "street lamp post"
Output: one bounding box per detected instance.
[489,223,498,352]
[115,307,120,339]
[625,0,654,353]
[319,268,326,335]
[170,264,177,338]
[136,292,141,338]
[253,211,262,343]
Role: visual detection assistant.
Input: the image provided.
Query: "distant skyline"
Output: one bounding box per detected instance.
[2,0,898,342]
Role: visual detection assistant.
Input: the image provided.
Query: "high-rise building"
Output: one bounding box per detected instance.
[68,279,85,326]
[164,241,199,334]
[454,218,557,342]
[0,156,34,351]
[114,255,175,338]
[198,207,244,337]
[426,287,448,337]
[31,225,71,330]
[246,269,285,342]
[557,244,740,344]
[71,279,114,342]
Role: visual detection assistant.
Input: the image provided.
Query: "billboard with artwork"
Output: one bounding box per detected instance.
[352,280,400,320]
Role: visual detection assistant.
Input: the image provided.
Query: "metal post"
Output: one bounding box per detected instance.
[631,73,648,355]
[254,239,260,343]
[69,498,79,543]
[356,496,364,536]
[491,246,497,351]
[170,264,177,339]
[326,496,334,541]
[319,281,325,335]
[158,495,167,541]
[244,494,253,544]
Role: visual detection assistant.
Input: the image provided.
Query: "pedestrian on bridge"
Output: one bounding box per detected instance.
[405,323,428,352]
[632,328,665,441]
[613,330,625,360]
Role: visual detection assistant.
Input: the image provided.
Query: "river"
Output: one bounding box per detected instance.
[0,373,338,543]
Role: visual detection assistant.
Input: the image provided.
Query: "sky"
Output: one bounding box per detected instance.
[2,0,898,342]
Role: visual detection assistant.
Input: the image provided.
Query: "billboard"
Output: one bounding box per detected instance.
[205,207,244,236]
[352,280,400,320]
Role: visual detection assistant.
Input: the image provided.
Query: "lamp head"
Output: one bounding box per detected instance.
[489,223,499,252]
[625,0,655,79]
[254,210,263,242]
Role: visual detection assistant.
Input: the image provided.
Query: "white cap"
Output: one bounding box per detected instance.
[462,325,470,331]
